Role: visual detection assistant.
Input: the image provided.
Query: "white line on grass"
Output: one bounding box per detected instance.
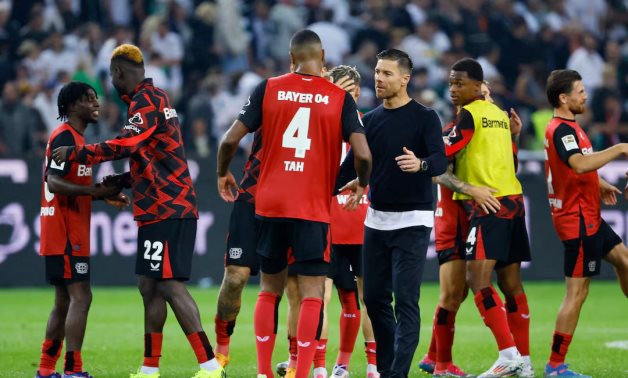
[604,340,628,350]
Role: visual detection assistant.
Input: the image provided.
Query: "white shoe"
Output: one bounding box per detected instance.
[331,365,349,378]
[517,362,535,378]
[313,367,328,378]
[257,375,267,378]
[478,356,525,378]
[366,364,380,378]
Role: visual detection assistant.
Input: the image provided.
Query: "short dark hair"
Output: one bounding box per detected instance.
[546,69,582,108]
[328,65,361,86]
[290,29,322,50]
[376,49,413,73]
[57,81,97,120]
[451,58,483,82]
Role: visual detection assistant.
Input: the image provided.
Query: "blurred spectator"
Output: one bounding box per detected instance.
[307,8,350,66]
[268,0,305,70]
[0,81,46,156]
[185,79,215,157]
[567,33,605,92]
[39,31,79,82]
[215,0,249,73]
[565,0,607,36]
[477,43,501,81]
[32,79,58,133]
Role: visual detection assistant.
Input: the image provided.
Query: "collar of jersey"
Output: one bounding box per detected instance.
[121,78,154,104]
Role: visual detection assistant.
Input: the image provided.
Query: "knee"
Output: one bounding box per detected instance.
[223,268,249,293]
[138,279,157,299]
[567,284,589,304]
[71,289,92,311]
[439,291,463,312]
[497,278,523,297]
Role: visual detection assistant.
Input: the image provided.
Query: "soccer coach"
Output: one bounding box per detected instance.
[339,49,447,378]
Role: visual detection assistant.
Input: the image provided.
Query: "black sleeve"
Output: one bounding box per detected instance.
[340,92,364,142]
[237,79,267,132]
[553,123,581,166]
[46,130,75,177]
[421,109,448,176]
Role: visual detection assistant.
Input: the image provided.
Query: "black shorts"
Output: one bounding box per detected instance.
[328,244,361,290]
[257,218,330,276]
[562,219,622,278]
[136,219,197,280]
[465,214,531,267]
[437,245,466,265]
[45,254,90,285]
[225,201,260,275]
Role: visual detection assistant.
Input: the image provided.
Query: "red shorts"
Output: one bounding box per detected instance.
[435,186,469,265]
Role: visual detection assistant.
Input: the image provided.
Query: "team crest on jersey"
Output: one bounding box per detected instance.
[75,262,88,274]
[588,261,596,272]
[229,247,243,259]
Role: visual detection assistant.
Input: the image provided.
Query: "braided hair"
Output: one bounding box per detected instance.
[57,81,97,121]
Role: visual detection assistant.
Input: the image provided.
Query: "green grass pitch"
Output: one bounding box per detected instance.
[1,282,627,377]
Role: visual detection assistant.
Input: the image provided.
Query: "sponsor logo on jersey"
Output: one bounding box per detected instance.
[481,117,508,129]
[128,112,143,126]
[150,262,161,271]
[581,147,593,155]
[75,262,88,274]
[548,198,563,209]
[229,247,243,259]
[50,159,65,171]
[164,107,178,120]
[77,165,92,177]
[561,134,579,151]
[40,206,55,216]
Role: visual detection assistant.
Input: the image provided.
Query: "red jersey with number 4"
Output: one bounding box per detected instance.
[330,142,369,245]
[40,123,92,256]
[545,117,600,240]
[254,73,356,223]
[434,184,469,251]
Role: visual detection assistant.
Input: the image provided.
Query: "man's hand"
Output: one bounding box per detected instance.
[218,171,238,202]
[600,180,621,205]
[104,192,131,210]
[395,147,421,173]
[338,178,365,210]
[52,146,73,165]
[466,185,500,214]
[330,74,356,93]
[91,182,121,199]
[509,108,522,136]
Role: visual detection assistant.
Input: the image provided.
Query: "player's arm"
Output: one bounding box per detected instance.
[52,99,159,165]
[216,80,267,202]
[444,109,474,158]
[554,123,628,174]
[341,92,371,209]
[434,163,500,213]
[396,110,447,175]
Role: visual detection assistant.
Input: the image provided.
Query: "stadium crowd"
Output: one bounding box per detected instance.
[0,0,626,158]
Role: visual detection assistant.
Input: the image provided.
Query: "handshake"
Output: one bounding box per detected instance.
[94,173,132,210]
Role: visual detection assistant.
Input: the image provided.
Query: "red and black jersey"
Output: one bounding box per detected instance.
[545,117,600,240]
[238,73,364,223]
[71,79,198,222]
[40,123,92,256]
[330,142,369,245]
[236,130,262,203]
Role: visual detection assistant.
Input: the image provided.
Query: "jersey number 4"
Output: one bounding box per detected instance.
[282,107,312,158]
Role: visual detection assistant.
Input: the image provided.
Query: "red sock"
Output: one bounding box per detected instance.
[214,316,235,356]
[289,335,298,368]
[295,297,323,378]
[505,294,530,356]
[474,287,516,351]
[38,339,63,376]
[254,292,281,376]
[186,331,215,364]
[427,307,438,361]
[434,306,457,371]
[143,333,162,368]
[64,351,82,374]
[549,331,573,367]
[364,341,377,365]
[336,289,360,367]
[314,338,327,369]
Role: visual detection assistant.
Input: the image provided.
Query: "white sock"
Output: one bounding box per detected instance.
[200,358,221,371]
[498,346,520,360]
[140,366,159,374]
[522,355,531,365]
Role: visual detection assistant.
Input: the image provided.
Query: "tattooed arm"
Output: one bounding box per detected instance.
[434,163,501,213]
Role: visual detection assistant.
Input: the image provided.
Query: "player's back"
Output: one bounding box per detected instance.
[256,72,348,223]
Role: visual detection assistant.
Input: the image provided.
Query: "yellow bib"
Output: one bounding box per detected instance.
[453,100,522,200]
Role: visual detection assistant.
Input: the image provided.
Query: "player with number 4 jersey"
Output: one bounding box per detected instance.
[217,30,371,378]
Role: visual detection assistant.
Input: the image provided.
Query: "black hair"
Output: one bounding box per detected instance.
[376,49,413,73]
[451,58,484,82]
[546,69,582,108]
[328,65,361,86]
[57,81,97,120]
[290,29,322,50]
